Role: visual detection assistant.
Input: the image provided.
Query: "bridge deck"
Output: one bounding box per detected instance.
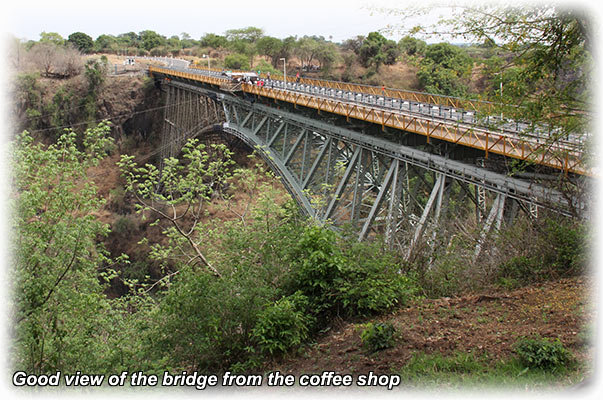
[148,65,587,175]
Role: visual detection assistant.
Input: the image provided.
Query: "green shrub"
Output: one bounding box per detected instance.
[286,225,342,319]
[543,218,587,275]
[287,225,419,321]
[496,218,587,287]
[337,240,418,316]
[498,255,541,283]
[360,322,397,353]
[252,292,314,355]
[514,336,572,370]
[152,265,277,371]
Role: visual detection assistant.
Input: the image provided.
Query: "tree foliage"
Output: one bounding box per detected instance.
[139,30,167,52]
[387,4,592,142]
[357,31,400,71]
[118,139,236,278]
[11,123,118,373]
[417,43,472,96]
[68,32,94,53]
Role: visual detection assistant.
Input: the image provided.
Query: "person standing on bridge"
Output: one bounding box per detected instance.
[296,71,300,83]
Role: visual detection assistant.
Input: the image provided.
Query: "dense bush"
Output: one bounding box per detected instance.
[360,322,397,353]
[514,336,572,370]
[252,292,314,356]
[151,264,277,371]
[147,218,419,371]
[336,239,418,316]
[286,225,419,323]
[285,225,343,320]
[497,217,587,286]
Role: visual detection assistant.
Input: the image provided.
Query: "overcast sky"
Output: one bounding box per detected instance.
[4,0,425,43]
[4,0,600,43]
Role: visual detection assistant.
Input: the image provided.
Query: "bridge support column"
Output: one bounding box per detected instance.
[385,160,407,248]
[406,173,445,261]
[473,193,506,262]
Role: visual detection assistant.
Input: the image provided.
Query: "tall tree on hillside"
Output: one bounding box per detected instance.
[315,41,339,73]
[399,35,427,56]
[225,27,264,69]
[12,123,117,373]
[39,31,65,46]
[139,30,166,52]
[385,4,592,147]
[295,36,321,69]
[224,26,264,43]
[417,42,472,96]
[117,31,140,48]
[256,36,284,68]
[68,32,94,53]
[200,33,228,49]
[118,139,236,278]
[357,32,399,72]
[95,34,118,53]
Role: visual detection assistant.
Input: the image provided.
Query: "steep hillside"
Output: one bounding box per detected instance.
[272,277,594,389]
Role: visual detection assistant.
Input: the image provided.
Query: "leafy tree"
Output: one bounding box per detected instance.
[94,34,118,53]
[389,4,592,151]
[315,41,339,73]
[139,30,166,52]
[11,123,118,373]
[341,35,365,54]
[141,157,302,371]
[39,31,65,46]
[200,33,228,48]
[417,42,472,96]
[118,139,236,278]
[399,35,427,56]
[81,58,108,122]
[224,53,250,70]
[67,32,94,53]
[295,36,328,69]
[117,32,140,48]
[357,32,399,71]
[256,36,284,68]
[225,27,264,69]
[179,32,197,48]
[166,35,180,48]
[224,26,264,43]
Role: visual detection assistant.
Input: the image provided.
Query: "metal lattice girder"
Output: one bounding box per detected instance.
[359,159,397,240]
[213,91,572,212]
[161,84,224,164]
[159,80,577,244]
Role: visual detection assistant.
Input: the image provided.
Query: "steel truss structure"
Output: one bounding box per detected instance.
[158,80,578,257]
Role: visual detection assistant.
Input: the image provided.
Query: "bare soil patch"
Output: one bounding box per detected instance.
[273,277,595,376]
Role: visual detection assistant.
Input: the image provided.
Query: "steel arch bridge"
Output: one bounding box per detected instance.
[149,65,588,259]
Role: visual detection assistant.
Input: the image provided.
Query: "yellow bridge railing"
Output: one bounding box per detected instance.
[149,65,587,176]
